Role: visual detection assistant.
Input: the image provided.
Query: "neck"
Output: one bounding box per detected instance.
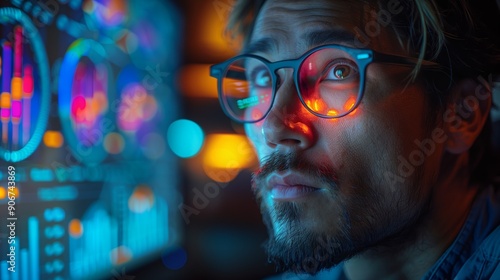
[343,154,479,280]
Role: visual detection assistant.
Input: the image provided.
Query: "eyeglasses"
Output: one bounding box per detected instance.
[210,44,440,123]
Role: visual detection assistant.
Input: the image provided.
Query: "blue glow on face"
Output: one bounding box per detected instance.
[167,119,204,158]
[161,247,187,270]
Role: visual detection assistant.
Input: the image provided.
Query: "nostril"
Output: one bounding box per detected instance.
[262,112,315,150]
[265,140,277,148]
[279,139,301,145]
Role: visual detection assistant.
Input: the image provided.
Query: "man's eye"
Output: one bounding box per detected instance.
[324,61,358,81]
[250,68,272,87]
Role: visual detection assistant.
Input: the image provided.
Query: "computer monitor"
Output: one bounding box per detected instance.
[0,0,182,279]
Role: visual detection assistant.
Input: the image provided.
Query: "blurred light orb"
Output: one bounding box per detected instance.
[68,219,84,238]
[167,119,204,158]
[117,83,157,132]
[141,132,166,160]
[103,132,125,154]
[161,247,187,270]
[110,245,133,266]
[128,185,155,213]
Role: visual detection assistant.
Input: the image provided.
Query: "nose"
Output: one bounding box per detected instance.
[261,71,316,151]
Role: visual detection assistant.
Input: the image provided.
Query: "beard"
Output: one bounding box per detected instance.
[252,152,431,275]
[258,201,359,274]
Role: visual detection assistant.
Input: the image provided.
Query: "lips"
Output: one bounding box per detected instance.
[266,172,321,201]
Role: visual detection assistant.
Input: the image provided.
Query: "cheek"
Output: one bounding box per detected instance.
[319,87,433,191]
[245,122,267,162]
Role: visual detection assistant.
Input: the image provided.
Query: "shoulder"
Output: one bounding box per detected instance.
[478,225,500,260]
[454,224,500,280]
[264,264,346,280]
[453,184,500,280]
[424,184,500,280]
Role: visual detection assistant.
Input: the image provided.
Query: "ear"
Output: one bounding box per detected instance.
[443,78,492,154]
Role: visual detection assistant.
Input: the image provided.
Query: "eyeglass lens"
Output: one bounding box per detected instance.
[221,47,361,122]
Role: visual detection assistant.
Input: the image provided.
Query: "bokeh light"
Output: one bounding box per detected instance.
[0,186,5,199]
[202,134,256,169]
[5,186,19,199]
[43,130,64,148]
[161,247,187,270]
[141,132,166,160]
[117,83,158,133]
[202,134,257,183]
[128,185,155,213]
[83,0,128,28]
[68,218,84,238]
[103,132,125,154]
[110,245,133,265]
[167,119,204,158]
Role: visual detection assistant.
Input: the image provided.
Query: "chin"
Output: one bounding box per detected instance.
[258,199,355,274]
[258,192,431,275]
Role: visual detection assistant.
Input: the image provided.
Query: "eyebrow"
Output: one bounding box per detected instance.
[305,30,357,47]
[243,37,277,55]
[243,29,358,55]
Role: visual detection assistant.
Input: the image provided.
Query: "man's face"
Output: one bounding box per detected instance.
[246,0,445,273]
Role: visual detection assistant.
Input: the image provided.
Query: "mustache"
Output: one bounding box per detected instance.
[252,152,339,189]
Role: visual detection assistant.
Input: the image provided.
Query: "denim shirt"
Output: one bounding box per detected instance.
[270,184,500,280]
[423,185,500,280]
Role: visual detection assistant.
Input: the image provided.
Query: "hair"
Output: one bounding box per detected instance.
[225,0,500,183]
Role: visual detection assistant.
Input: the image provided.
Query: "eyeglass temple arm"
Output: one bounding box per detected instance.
[372,51,442,69]
[210,65,221,78]
[210,64,247,80]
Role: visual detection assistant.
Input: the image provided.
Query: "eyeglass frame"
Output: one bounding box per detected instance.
[210,44,441,123]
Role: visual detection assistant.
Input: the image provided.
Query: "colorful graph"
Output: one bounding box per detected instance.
[0,193,170,279]
[0,8,50,162]
[1,1,181,280]
[1,27,33,148]
[58,39,114,165]
[0,217,40,280]
[69,185,169,279]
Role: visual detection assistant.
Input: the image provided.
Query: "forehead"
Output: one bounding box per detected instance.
[248,0,404,56]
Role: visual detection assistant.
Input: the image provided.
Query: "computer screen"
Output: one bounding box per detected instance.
[0,0,182,279]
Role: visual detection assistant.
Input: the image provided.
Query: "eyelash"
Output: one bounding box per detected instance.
[322,59,358,81]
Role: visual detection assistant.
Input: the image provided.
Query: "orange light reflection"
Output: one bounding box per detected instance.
[68,219,83,238]
[344,97,357,112]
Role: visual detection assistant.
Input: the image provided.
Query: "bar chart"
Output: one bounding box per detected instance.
[1,217,40,280]
[0,7,51,162]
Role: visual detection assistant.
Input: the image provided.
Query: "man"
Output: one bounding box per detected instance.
[210,0,500,279]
